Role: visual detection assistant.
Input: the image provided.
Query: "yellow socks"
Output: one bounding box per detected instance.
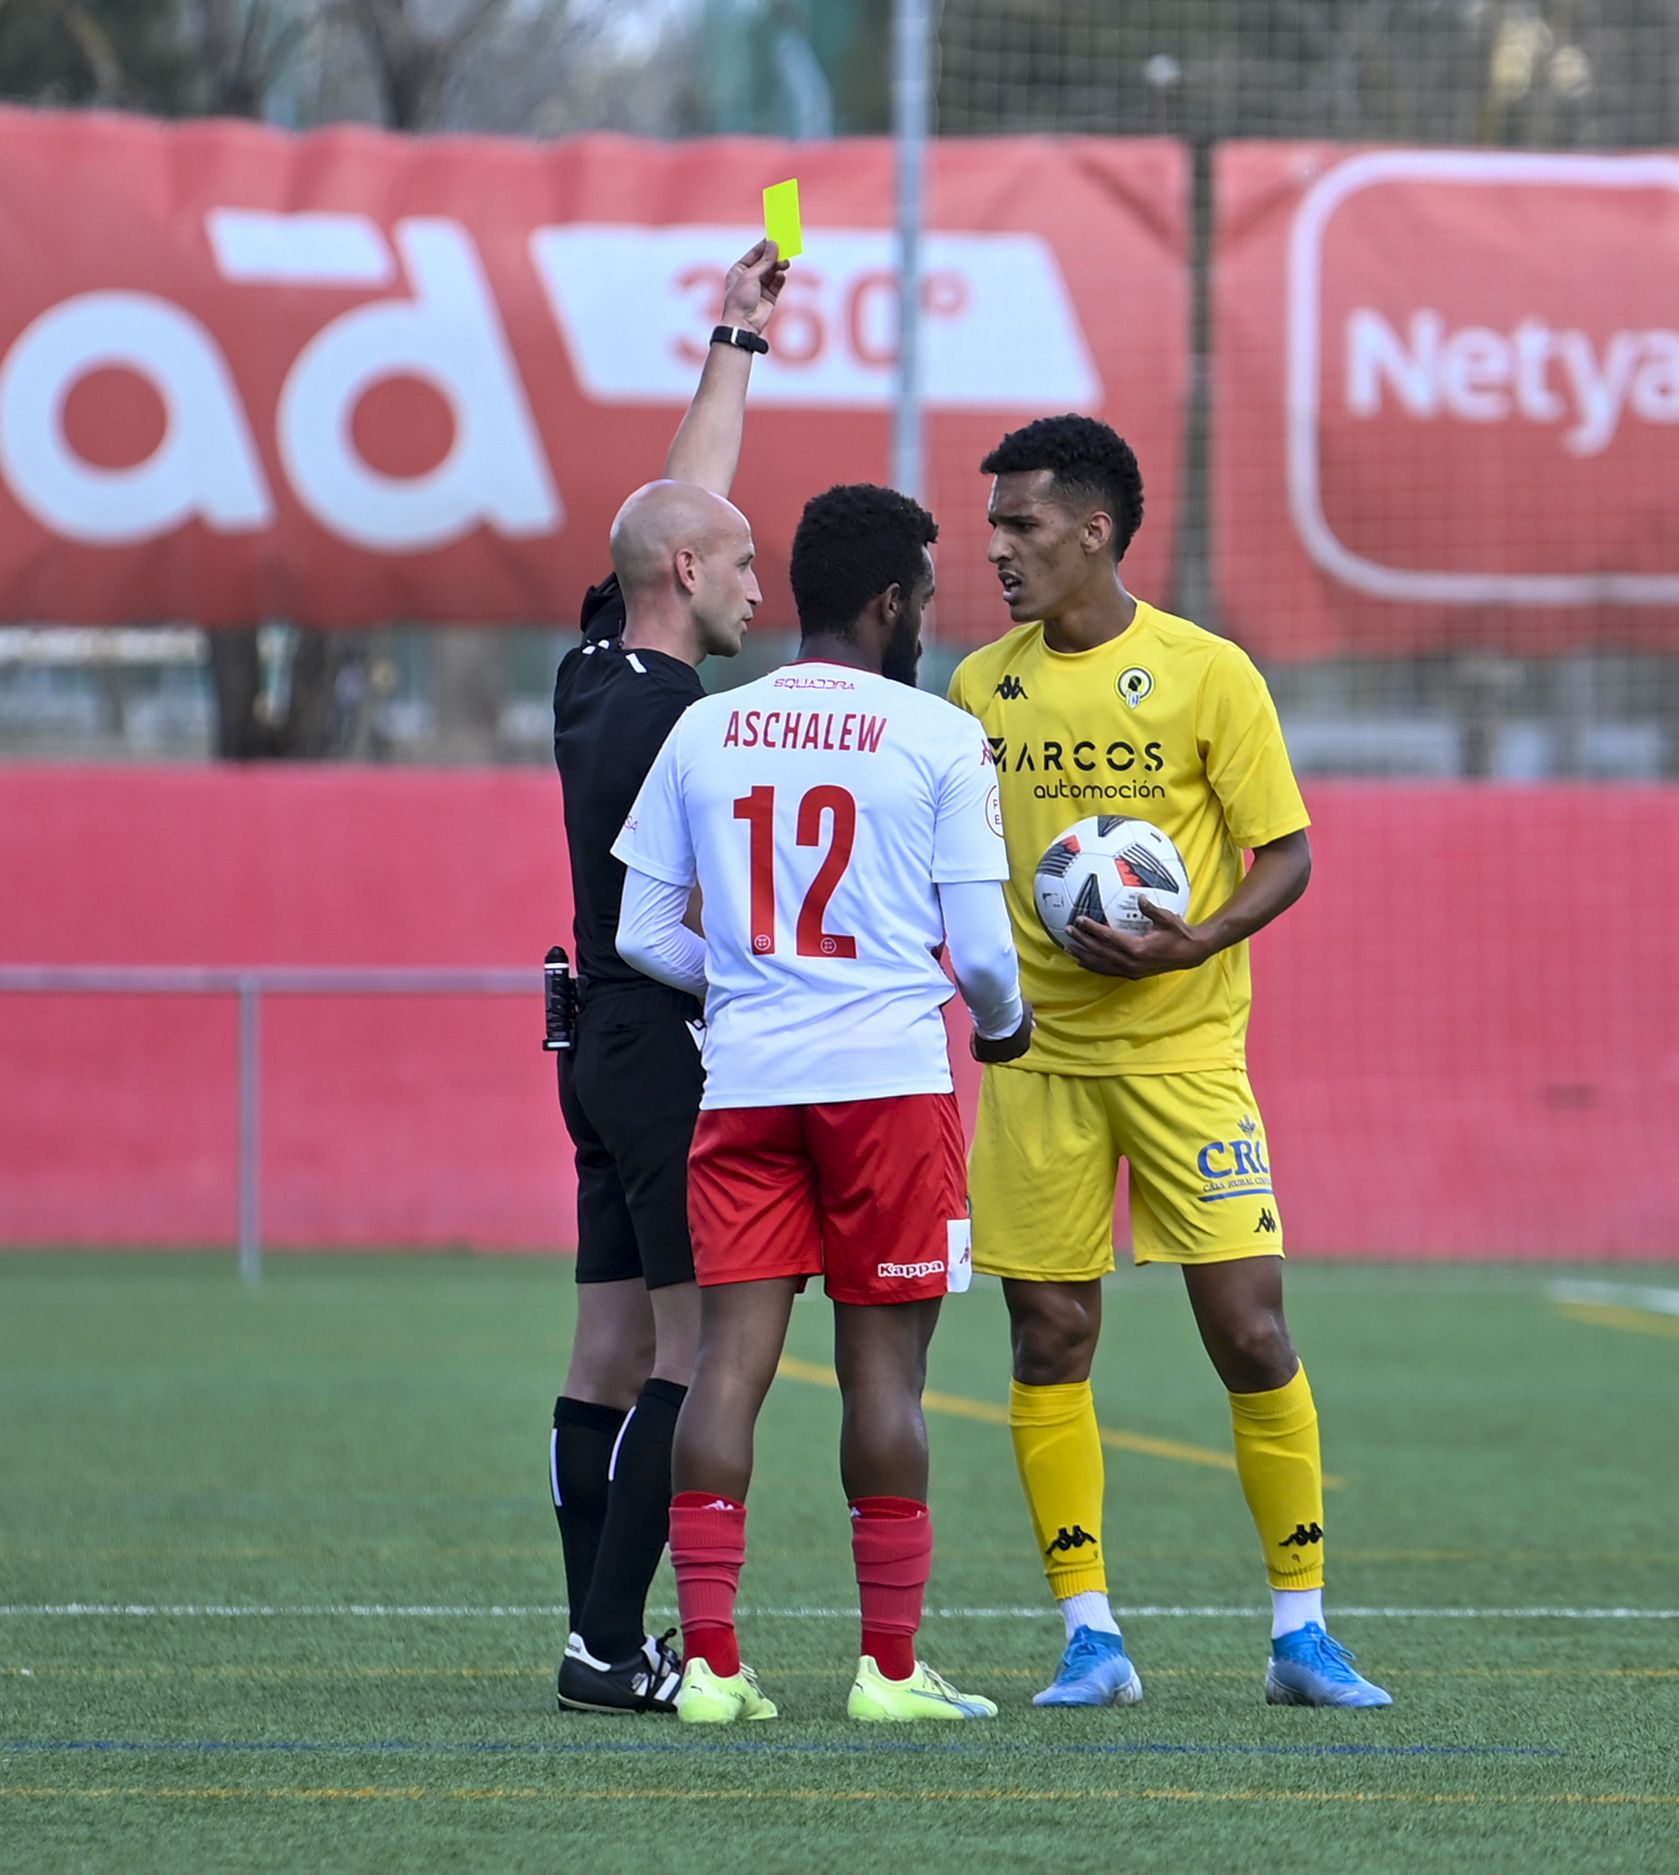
[1228,1364,1326,1591]
[1009,1379,1107,1600]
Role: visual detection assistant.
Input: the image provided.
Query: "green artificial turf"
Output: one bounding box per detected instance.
[2,1254,1676,1873]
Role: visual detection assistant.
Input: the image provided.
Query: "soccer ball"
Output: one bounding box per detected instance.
[1033,815,1192,948]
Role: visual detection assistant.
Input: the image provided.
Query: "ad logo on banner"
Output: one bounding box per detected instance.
[0,212,563,554]
[1287,150,1679,607]
[0,115,1184,631]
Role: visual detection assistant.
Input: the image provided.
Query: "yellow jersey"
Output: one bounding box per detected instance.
[948,600,1309,1075]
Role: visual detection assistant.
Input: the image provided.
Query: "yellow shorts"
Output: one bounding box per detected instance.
[969,1064,1285,1282]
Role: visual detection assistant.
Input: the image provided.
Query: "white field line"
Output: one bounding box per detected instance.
[2,1603,1677,1621]
[1549,1280,1679,1317]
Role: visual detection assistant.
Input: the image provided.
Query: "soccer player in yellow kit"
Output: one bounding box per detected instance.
[949,415,1389,1710]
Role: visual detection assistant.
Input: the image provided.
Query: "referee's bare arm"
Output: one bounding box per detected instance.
[662,240,789,494]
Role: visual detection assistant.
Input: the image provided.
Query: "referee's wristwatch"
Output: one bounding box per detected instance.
[710,323,770,355]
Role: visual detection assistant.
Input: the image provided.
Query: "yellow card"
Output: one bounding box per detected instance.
[763,178,803,261]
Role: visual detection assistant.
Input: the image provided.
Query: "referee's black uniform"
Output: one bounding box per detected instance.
[552,575,705,1291]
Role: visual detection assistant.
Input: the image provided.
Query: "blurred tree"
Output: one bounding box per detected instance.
[0,0,190,111]
[330,0,507,129]
[693,0,911,138]
[190,0,313,118]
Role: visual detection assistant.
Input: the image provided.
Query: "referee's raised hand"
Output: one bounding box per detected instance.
[722,239,790,334]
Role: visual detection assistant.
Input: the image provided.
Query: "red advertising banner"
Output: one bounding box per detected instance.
[1213,143,1679,659]
[2,767,1675,1257]
[0,112,1186,639]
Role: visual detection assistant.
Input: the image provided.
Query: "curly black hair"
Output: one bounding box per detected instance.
[789,483,939,639]
[980,414,1144,559]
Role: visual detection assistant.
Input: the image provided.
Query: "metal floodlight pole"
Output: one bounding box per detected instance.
[891,0,933,503]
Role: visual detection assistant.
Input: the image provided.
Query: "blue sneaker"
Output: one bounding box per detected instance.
[1266,1623,1392,1708]
[1032,1626,1144,1708]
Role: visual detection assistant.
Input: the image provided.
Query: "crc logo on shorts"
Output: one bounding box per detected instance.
[877,1259,945,1279]
[1195,1117,1272,1205]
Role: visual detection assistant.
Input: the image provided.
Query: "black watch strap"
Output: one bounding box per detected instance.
[710,323,770,355]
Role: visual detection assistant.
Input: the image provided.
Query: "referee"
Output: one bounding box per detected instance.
[549,241,785,1715]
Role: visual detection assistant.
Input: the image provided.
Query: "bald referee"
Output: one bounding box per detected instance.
[549,241,786,1715]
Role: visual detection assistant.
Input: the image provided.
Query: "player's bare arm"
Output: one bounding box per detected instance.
[662,239,789,494]
[1065,829,1312,980]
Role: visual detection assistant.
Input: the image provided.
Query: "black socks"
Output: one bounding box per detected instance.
[550,1395,626,1619]
[575,1378,688,1662]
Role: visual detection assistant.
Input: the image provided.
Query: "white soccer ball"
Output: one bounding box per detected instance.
[1033,815,1192,948]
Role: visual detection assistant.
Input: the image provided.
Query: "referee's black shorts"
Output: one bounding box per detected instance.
[557,981,703,1291]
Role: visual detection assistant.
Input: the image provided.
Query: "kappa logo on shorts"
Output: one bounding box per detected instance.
[876,1260,945,1279]
[1254,1208,1279,1235]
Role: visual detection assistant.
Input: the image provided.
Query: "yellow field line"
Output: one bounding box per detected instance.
[3,1785,1676,1807]
[1553,1301,1679,1342]
[777,1356,1343,1488]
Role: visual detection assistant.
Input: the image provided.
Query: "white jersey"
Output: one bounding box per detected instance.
[612,660,1009,1109]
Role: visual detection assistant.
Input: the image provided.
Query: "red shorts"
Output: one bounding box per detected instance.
[687,1092,966,1305]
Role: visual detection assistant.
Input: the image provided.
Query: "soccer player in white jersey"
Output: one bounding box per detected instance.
[614,483,1034,1724]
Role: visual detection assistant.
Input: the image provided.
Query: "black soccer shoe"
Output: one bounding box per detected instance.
[556,1628,682,1715]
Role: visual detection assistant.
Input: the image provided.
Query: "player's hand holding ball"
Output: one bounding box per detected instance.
[1065,898,1210,979]
[972,1002,1035,1064]
[1034,814,1206,980]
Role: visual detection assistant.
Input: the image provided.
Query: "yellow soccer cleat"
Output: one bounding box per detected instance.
[674,1658,779,1725]
[847,1655,999,1722]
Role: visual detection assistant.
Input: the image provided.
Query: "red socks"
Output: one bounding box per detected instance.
[669,1491,746,1677]
[670,1491,933,1686]
[850,1496,932,1682]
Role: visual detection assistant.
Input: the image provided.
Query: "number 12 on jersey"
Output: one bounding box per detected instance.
[733,785,858,960]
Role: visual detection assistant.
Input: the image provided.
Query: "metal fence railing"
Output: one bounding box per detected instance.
[0,966,537,1283]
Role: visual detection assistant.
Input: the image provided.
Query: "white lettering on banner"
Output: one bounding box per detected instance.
[252,218,561,552]
[1287,148,1679,603]
[530,224,1102,409]
[0,291,274,543]
[1346,309,1679,456]
[206,209,395,286]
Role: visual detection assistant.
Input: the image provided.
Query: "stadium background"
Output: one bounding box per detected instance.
[1,0,1674,1261]
[4,10,1678,1873]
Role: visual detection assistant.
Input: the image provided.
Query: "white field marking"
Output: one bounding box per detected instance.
[2,1603,1678,1621]
[1549,1280,1679,1318]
